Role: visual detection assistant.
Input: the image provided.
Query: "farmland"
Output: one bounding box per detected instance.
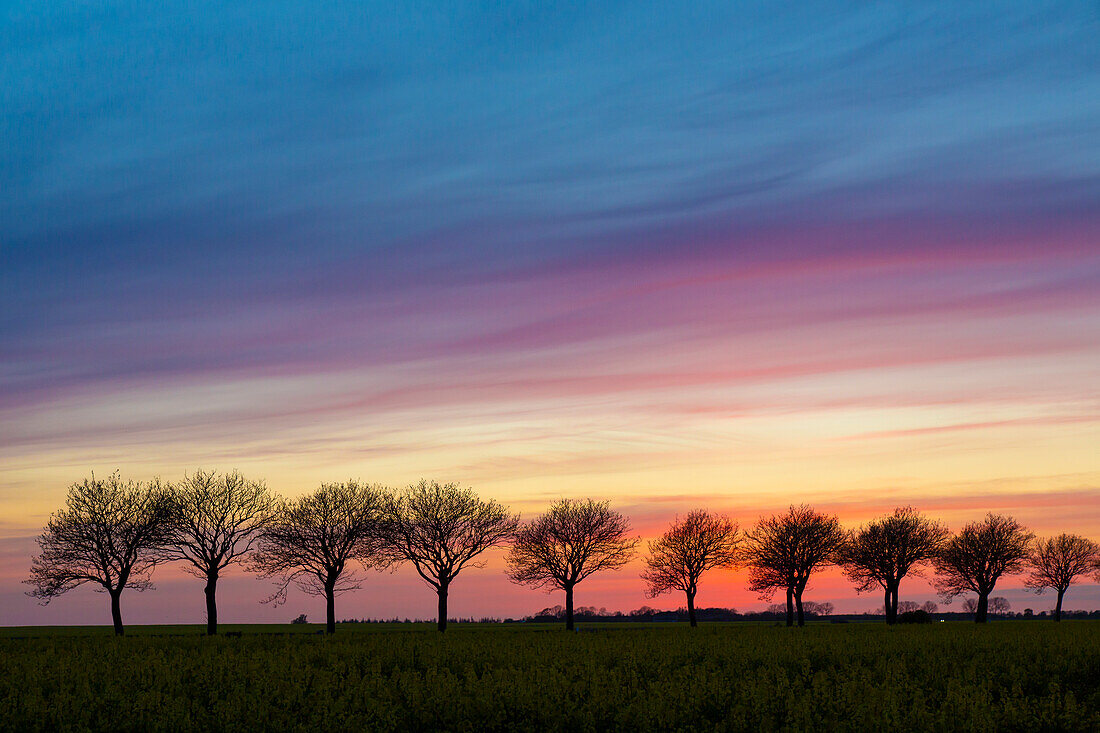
[1,621,1098,731]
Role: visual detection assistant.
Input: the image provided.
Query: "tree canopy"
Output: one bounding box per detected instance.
[641,509,740,627]
[25,473,174,635]
[1025,533,1100,621]
[839,506,948,624]
[166,469,278,634]
[251,481,389,633]
[934,513,1033,623]
[743,505,845,627]
[382,480,518,631]
[506,498,638,630]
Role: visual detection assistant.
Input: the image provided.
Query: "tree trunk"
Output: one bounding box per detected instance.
[110,589,124,636]
[325,585,336,634]
[975,592,988,624]
[794,589,805,627]
[205,573,218,635]
[1055,589,1064,622]
[686,590,697,628]
[884,587,894,625]
[565,585,575,631]
[785,587,794,627]
[437,584,448,632]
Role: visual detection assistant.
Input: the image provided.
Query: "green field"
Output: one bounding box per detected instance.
[2,621,1098,731]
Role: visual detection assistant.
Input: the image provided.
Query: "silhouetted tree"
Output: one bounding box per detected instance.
[1025,534,1100,621]
[743,505,845,627]
[25,474,173,635]
[934,513,1033,623]
[897,600,921,614]
[640,510,740,627]
[989,596,1011,615]
[166,470,278,635]
[838,507,948,624]
[962,597,978,614]
[921,600,938,614]
[381,480,518,631]
[802,601,834,616]
[535,605,565,619]
[506,499,638,631]
[250,481,389,634]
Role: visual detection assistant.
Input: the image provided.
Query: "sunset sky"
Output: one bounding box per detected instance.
[2,1,1099,625]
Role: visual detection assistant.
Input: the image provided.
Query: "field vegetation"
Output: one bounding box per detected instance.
[1,621,1097,731]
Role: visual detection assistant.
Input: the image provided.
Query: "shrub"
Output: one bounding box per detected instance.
[897,610,932,624]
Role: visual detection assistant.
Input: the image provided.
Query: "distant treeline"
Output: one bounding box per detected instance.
[23,471,1100,635]
[330,607,1100,625]
[518,606,1100,624]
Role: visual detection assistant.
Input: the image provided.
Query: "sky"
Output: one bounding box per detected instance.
[2,1,1099,626]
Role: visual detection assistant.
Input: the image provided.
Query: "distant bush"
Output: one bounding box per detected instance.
[290,614,308,624]
[897,610,932,624]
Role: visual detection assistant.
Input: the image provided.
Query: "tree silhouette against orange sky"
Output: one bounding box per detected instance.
[641,510,740,627]
[507,499,638,631]
[1025,533,1100,621]
[743,505,845,627]
[935,514,1033,623]
[839,507,948,624]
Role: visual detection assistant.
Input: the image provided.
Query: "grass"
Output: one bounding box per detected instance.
[1,621,1097,731]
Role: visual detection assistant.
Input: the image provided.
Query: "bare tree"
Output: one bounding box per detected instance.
[25,473,174,635]
[897,600,921,614]
[921,600,938,614]
[838,507,948,624]
[166,469,278,635]
[934,513,1033,623]
[989,596,1011,615]
[962,597,978,614]
[640,510,740,627]
[250,481,389,634]
[506,499,638,631]
[381,480,518,631]
[743,505,845,627]
[1025,534,1100,621]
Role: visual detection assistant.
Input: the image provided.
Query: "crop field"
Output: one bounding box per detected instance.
[1,621,1098,731]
